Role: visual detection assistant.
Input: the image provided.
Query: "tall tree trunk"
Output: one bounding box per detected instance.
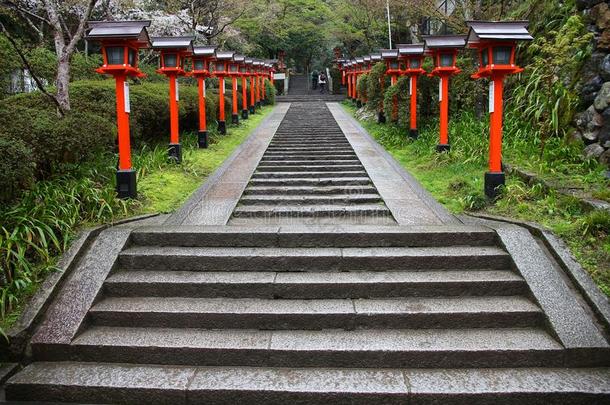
[56,56,71,112]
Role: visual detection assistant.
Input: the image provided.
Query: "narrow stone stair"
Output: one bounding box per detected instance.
[8,225,610,403]
[230,103,394,225]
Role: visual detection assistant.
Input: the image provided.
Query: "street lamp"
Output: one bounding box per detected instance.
[229,54,244,125]
[382,49,400,122]
[152,36,194,163]
[212,50,235,135]
[397,43,426,139]
[245,58,256,114]
[423,35,466,152]
[466,20,533,198]
[86,20,151,199]
[239,56,249,119]
[191,45,216,148]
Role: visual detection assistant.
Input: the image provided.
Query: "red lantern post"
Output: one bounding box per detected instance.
[239,57,249,119]
[397,43,426,139]
[86,20,151,199]
[254,60,262,108]
[152,36,194,162]
[382,49,400,122]
[212,50,235,135]
[423,35,466,152]
[466,21,532,198]
[229,54,244,125]
[191,45,216,148]
[245,58,256,114]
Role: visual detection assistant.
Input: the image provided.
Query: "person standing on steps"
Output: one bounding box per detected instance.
[319,72,327,94]
[311,70,319,90]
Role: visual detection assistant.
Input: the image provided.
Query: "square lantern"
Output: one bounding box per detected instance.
[229,54,244,76]
[191,45,216,76]
[423,35,466,74]
[244,58,254,75]
[151,36,194,74]
[238,55,248,75]
[397,43,426,73]
[370,53,382,67]
[355,57,364,74]
[87,20,151,77]
[381,49,400,75]
[466,21,533,78]
[213,50,235,76]
[362,56,372,72]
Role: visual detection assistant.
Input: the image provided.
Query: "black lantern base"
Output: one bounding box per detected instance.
[218,120,227,135]
[356,100,362,108]
[198,130,208,149]
[256,101,261,108]
[436,144,450,153]
[484,172,506,199]
[409,129,418,139]
[232,114,239,125]
[168,143,182,163]
[249,105,256,114]
[242,109,249,119]
[377,112,386,124]
[116,169,137,199]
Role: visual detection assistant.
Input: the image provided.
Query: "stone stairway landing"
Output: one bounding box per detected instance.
[230,103,394,225]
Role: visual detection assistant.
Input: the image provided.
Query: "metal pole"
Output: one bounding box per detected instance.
[386,0,392,49]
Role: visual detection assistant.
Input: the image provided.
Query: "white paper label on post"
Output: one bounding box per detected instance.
[409,78,412,96]
[124,82,130,113]
[273,73,286,80]
[489,81,494,113]
[438,79,442,102]
[203,80,206,97]
[176,81,180,101]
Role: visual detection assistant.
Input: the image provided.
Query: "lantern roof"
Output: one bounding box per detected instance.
[381,49,399,59]
[397,43,425,56]
[151,36,194,51]
[214,50,235,61]
[423,35,466,49]
[252,60,263,66]
[233,54,246,63]
[355,57,364,64]
[363,56,371,62]
[86,20,151,45]
[370,54,382,61]
[466,20,533,43]
[192,45,216,57]
[244,58,254,65]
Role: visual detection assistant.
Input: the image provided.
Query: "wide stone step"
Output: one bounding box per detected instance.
[249,177,373,186]
[239,194,383,205]
[35,326,563,368]
[118,245,512,272]
[261,154,358,161]
[232,204,392,220]
[256,159,361,166]
[9,363,610,404]
[244,185,378,195]
[90,296,543,330]
[104,269,527,298]
[252,170,369,178]
[256,163,364,172]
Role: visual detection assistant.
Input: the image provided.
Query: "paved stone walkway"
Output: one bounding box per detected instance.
[5,101,610,403]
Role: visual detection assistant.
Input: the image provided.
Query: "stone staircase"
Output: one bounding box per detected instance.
[277,74,344,102]
[11,224,605,403]
[231,103,392,224]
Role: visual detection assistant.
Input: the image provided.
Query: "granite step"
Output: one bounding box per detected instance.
[252,171,369,178]
[261,154,358,161]
[118,245,512,272]
[231,204,393,220]
[129,225,498,248]
[244,185,378,195]
[34,326,564,368]
[263,149,356,155]
[9,362,610,404]
[256,159,362,166]
[238,194,383,205]
[89,296,544,330]
[249,177,373,186]
[103,270,528,298]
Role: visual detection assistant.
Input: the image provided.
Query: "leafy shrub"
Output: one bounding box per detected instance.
[357,73,368,103]
[383,76,408,125]
[366,62,388,111]
[0,136,35,204]
[264,79,276,105]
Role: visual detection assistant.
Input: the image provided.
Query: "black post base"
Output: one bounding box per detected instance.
[218,120,226,135]
[409,129,419,139]
[242,109,249,119]
[249,105,256,114]
[256,101,261,108]
[484,171,506,199]
[168,143,182,163]
[232,114,239,125]
[377,112,386,124]
[436,144,450,153]
[198,130,208,149]
[116,169,137,199]
[356,100,362,108]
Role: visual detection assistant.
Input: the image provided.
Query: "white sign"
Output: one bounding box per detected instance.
[489,81,494,113]
[273,73,286,80]
[176,81,180,101]
[124,82,130,113]
[438,79,443,102]
[203,80,206,97]
[409,77,413,96]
